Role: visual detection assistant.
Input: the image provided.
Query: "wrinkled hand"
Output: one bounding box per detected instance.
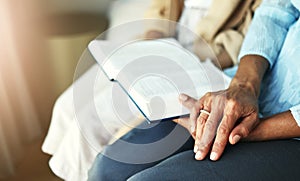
[174,85,259,161]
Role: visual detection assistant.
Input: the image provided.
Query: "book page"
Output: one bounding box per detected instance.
[127,59,231,121]
[129,75,186,121]
[89,38,231,122]
[101,39,186,79]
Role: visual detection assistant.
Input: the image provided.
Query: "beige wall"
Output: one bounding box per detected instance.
[42,0,109,95]
[0,0,109,178]
[45,0,111,14]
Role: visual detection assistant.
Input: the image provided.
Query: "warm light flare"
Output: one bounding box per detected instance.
[0,0,42,178]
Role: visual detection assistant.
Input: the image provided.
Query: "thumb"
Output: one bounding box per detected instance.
[179,93,197,109]
[173,117,195,137]
[229,113,259,144]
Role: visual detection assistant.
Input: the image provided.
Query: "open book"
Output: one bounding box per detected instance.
[88,38,231,123]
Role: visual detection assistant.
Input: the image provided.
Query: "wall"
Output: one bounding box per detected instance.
[0,0,110,177]
[42,0,110,95]
[45,0,111,14]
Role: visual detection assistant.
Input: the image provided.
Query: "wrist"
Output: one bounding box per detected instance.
[230,55,269,98]
[230,76,259,98]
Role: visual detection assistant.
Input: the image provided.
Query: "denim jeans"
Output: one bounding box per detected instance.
[88,120,300,181]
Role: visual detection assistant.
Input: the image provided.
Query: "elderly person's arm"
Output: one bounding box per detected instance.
[245,111,300,141]
[177,55,268,160]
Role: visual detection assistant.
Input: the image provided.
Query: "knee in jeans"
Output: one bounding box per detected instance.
[88,152,132,181]
[88,153,114,181]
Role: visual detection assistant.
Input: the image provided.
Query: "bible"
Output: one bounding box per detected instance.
[88,38,231,123]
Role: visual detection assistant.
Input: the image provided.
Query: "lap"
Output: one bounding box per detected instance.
[88,121,194,181]
[129,139,300,181]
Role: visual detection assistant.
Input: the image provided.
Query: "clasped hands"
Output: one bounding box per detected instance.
[174,84,259,161]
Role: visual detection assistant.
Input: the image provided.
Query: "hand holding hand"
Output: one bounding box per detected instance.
[175,83,259,161]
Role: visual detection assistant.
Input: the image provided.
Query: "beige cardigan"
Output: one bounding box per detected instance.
[145,0,261,65]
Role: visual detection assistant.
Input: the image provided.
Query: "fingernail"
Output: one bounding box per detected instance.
[210,152,218,161]
[195,151,203,160]
[179,94,188,101]
[193,145,198,153]
[233,135,241,144]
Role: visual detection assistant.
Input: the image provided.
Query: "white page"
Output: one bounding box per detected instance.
[127,60,231,121]
[88,38,231,122]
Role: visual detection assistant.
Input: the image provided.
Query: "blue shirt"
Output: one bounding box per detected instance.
[229,0,300,126]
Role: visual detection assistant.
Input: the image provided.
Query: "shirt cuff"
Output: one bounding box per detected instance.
[290,104,300,127]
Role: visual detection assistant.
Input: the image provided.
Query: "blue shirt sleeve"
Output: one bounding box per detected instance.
[238,0,299,68]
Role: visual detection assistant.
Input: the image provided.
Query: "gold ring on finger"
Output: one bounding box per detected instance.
[200,109,210,116]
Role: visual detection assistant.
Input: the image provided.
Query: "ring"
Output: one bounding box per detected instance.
[200,109,210,116]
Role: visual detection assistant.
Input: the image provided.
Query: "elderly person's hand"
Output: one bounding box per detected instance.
[174,55,270,161]
[177,85,259,161]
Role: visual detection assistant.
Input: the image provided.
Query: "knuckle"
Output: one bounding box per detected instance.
[224,111,238,120]
[196,134,202,141]
[205,92,212,97]
[205,121,215,131]
[239,126,250,136]
[198,97,205,104]
[197,116,206,125]
[198,142,209,149]
[224,110,234,118]
[218,124,229,135]
[215,94,223,100]
[213,95,225,107]
[214,141,227,149]
[227,99,238,108]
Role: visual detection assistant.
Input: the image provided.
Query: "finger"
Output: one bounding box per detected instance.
[178,93,197,109]
[193,92,213,125]
[209,100,240,160]
[193,92,213,159]
[189,100,203,131]
[178,93,200,133]
[193,111,209,153]
[193,103,211,141]
[178,93,203,139]
[194,106,219,160]
[229,113,259,145]
[173,117,193,134]
[210,112,239,161]
[193,97,212,159]
[196,106,223,160]
[198,92,212,107]
[194,140,213,161]
[173,117,197,139]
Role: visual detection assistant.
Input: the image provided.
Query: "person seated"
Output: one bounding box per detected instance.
[88,0,300,180]
[143,0,260,69]
[42,0,259,180]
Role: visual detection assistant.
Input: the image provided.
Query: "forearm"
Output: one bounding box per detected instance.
[245,111,300,141]
[230,55,269,98]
